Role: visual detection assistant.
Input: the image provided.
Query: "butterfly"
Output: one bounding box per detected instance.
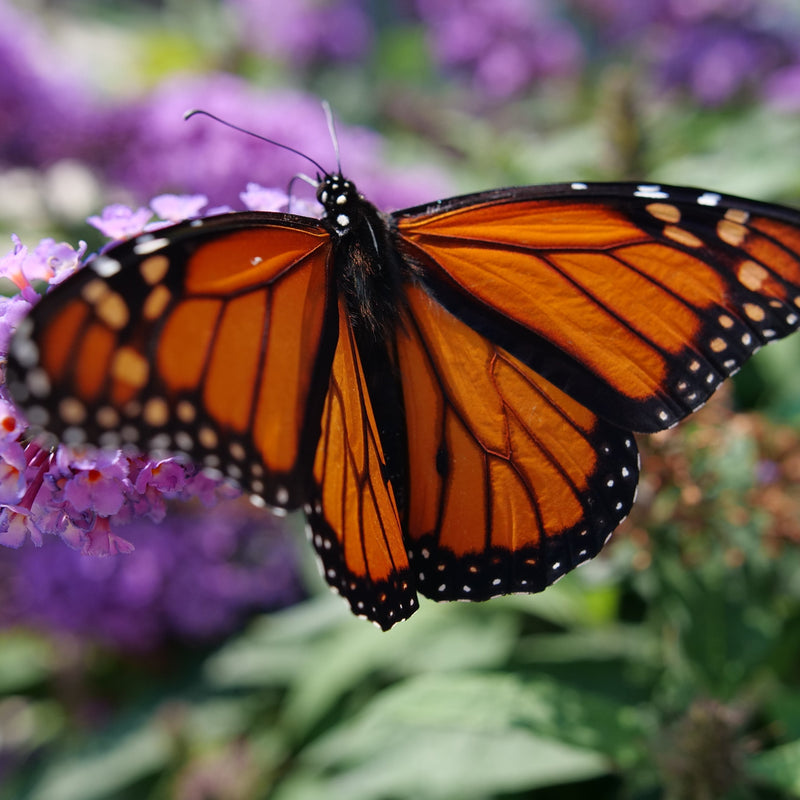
[6,163,800,629]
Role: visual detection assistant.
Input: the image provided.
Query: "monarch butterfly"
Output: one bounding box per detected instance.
[6,137,800,628]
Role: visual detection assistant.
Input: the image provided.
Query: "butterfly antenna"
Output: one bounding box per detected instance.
[321,100,342,175]
[184,108,327,176]
[286,173,320,213]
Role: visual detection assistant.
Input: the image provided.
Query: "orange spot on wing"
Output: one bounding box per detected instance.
[39,301,89,383]
[204,291,267,432]
[252,251,330,473]
[76,323,115,401]
[157,298,221,393]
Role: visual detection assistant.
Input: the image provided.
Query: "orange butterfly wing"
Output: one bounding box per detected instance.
[9,212,338,509]
[395,283,639,600]
[307,300,416,628]
[394,184,800,433]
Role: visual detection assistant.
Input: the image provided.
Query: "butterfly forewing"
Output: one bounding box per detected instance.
[393,183,800,434]
[8,212,338,509]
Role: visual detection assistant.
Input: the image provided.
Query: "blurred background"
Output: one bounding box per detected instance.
[2,1,800,797]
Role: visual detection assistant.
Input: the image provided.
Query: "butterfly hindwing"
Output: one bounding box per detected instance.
[394,183,800,434]
[395,284,639,601]
[8,212,338,509]
[307,300,417,629]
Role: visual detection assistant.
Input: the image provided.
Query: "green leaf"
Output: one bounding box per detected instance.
[271,672,649,800]
[25,722,172,800]
[0,630,55,693]
[746,739,800,796]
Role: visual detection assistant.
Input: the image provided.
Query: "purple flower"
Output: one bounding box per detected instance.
[104,74,453,211]
[240,184,292,213]
[413,0,583,98]
[654,23,791,105]
[765,65,800,111]
[575,0,800,106]
[87,204,154,239]
[62,451,129,516]
[0,508,30,548]
[0,236,84,297]
[0,500,305,651]
[228,0,372,65]
[150,193,209,222]
[0,0,106,168]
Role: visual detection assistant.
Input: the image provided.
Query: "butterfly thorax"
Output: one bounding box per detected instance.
[317,173,405,341]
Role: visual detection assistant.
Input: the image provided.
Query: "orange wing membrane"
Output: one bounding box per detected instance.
[395,184,800,433]
[307,301,417,629]
[396,285,639,600]
[10,212,338,509]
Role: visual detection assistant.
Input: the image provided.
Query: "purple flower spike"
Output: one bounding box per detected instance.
[0,500,305,651]
[87,204,154,240]
[150,193,209,222]
[413,0,583,98]
[228,0,372,66]
[82,517,135,557]
[240,184,291,213]
[0,507,32,548]
[63,452,129,517]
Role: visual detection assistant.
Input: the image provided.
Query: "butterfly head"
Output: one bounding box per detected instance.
[317,173,363,235]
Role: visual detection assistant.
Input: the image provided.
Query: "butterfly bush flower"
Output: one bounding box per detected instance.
[576,0,800,106]
[106,74,453,211]
[0,202,257,556]
[766,65,800,111]
[0,500,305,651]
[413,0,583,98]
[0,0,103,168]
[87,204,154,239]
[228,0,372,66]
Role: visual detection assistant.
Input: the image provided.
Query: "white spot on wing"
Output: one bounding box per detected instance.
[133,237,169,255]
[697,192,722,207]
[92,256,121,277]
[634,184,668,199]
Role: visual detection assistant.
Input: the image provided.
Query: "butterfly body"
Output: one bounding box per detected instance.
[7,176,800,629]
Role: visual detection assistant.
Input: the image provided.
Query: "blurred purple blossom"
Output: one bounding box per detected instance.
[575,0,800,106]
[104,74,453,211]
[654,23,794,106]
[765,65,800,111]
[87,205,154,239]
[0,3,450,212]
[150,193,209,222]
[0,0,107,167]
[413,0,583,98]
[0,500,305,651]
[228,0,372,65]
